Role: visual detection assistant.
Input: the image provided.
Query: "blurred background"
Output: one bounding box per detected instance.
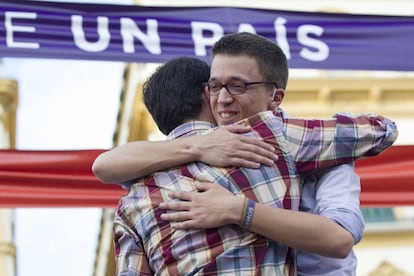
[1,0,413,275]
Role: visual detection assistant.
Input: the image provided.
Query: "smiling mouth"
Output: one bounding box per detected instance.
[219,112,235,119]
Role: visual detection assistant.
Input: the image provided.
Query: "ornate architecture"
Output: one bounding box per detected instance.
[0,79,18,276]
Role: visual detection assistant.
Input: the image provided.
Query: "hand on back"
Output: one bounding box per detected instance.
[194,125,277,168]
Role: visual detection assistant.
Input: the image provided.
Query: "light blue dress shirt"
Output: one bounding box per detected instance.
[297,163,365,276]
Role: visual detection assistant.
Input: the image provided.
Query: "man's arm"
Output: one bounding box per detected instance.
[302,163,364,245]
[93,125,277,184]
[113,212,152,276]
[297,163,364,273]
[159,181,353,258]
[282,112,398,174]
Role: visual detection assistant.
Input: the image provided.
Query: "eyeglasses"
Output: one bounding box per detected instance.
[204,81,278,95]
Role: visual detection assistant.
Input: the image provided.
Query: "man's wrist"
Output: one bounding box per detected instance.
[240,198,256,230]
[177,136,202,163]
[228,197,246,225]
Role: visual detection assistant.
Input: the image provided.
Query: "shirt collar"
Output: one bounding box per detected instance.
[167,121,217,139]
[167,109,287,140]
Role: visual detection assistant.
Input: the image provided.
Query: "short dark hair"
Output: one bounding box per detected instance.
[212,32,289,89]
[143,57,210,135]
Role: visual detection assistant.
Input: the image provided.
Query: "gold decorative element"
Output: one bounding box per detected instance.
[284,78,414,118]
[0,79,18,149]
[368,260,411,276]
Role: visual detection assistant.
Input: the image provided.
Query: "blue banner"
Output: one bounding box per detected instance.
[1,0,413,71]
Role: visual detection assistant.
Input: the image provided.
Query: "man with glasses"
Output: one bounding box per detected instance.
[94,33,397,275]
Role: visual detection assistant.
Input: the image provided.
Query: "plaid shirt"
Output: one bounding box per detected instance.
[114,111,397,276]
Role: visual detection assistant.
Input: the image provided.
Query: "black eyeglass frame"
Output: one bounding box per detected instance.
[203,81,278,95]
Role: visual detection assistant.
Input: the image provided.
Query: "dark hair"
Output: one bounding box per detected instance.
[143,57,210,135]
[212,32,288,89]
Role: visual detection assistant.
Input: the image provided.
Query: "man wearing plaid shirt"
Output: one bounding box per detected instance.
[110,56,397,276]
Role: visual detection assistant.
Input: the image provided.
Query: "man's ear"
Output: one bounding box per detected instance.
[273,88,285,104]
[202,86,212,107]
[203,85,210,98]
[269,88,285,110]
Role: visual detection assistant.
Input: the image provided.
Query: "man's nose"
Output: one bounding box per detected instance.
[217,87,233,103]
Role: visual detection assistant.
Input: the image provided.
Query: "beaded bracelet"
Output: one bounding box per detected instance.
[240,198,256,230]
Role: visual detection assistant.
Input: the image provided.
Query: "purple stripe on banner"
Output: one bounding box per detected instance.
[1,0,413,71]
